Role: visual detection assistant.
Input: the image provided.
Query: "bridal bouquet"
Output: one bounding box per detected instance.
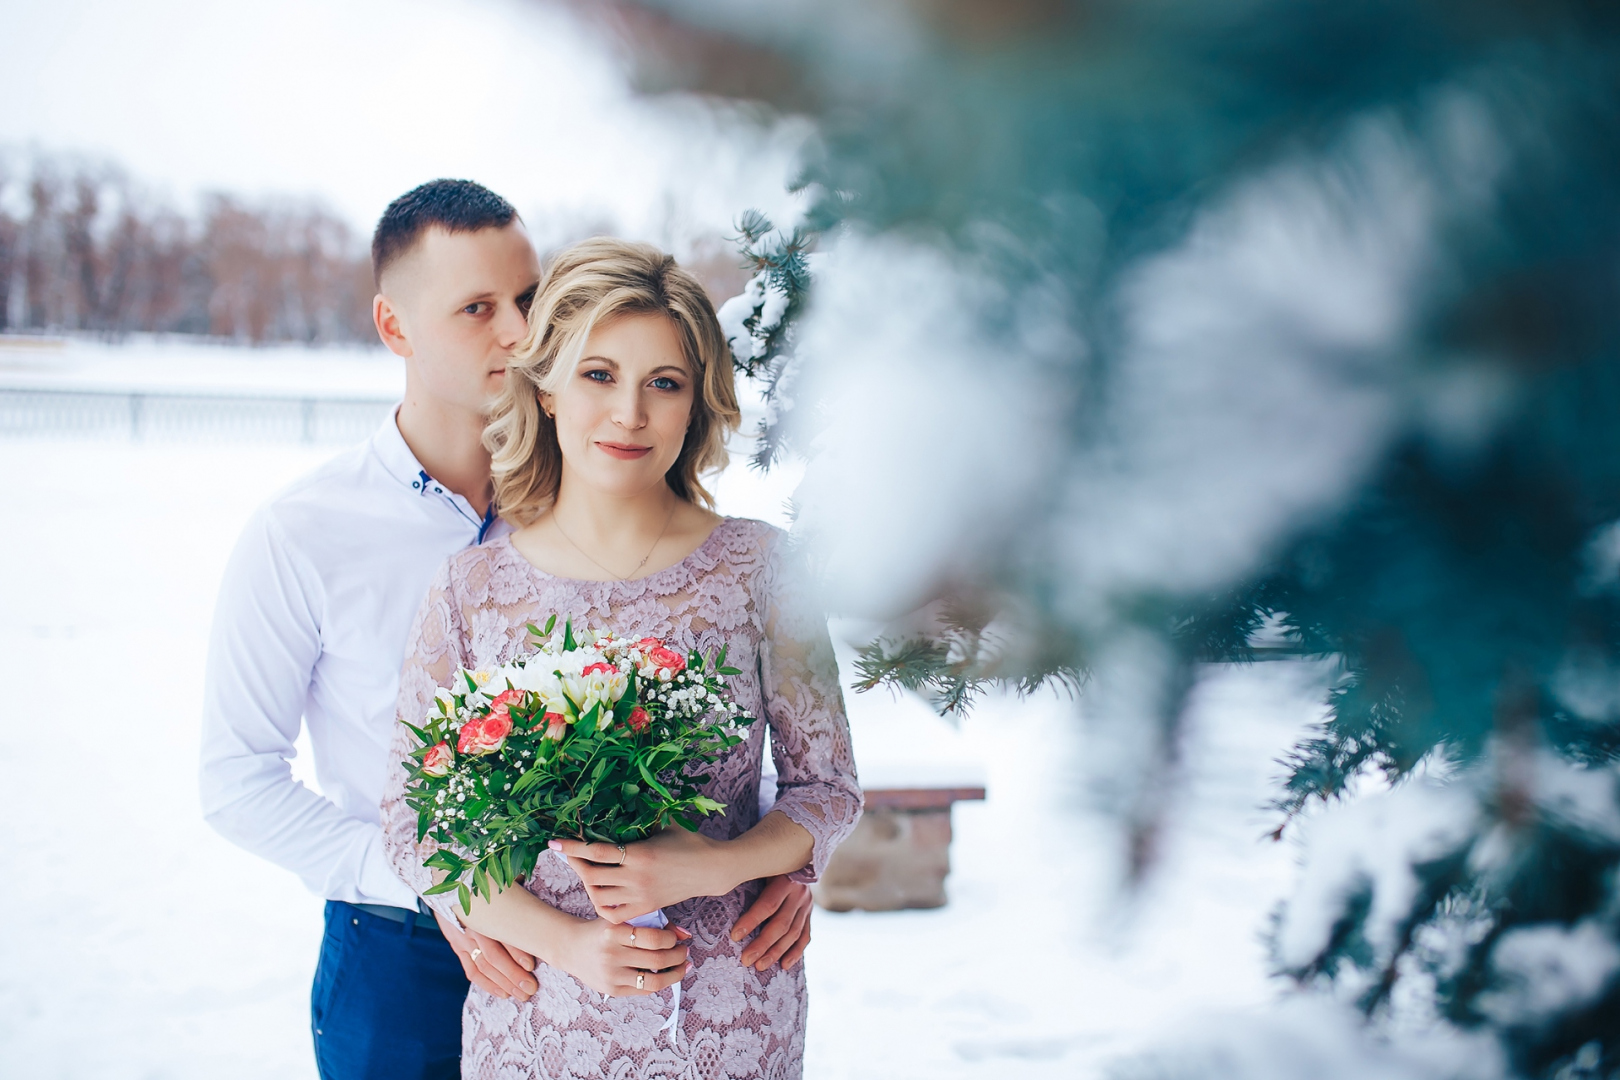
[401,616,754,915]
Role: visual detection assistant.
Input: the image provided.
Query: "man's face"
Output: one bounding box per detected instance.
[376,223,541,412]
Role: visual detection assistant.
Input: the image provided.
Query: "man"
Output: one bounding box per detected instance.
[200,179,813,1080]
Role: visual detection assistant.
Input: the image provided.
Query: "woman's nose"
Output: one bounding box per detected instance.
[611,387,647,430]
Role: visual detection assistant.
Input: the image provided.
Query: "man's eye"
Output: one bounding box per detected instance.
[463,302,489,315]
[516,287,537,317]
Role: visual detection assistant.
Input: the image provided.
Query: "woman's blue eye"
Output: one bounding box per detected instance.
[652,377,680,391]
[585,370,611,383]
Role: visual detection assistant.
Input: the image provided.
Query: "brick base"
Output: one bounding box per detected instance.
[812,806,955,911]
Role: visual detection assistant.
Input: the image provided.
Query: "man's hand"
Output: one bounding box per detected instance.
[730,875,813,971]
[432,908,539,1001]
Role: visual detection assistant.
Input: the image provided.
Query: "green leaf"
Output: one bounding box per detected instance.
[637,758,674,800]
[562,617,575,652]
[718,667,742,676]
[424,850,465,872]
[457,882,471,915]
[424,880,460,896]
[544,613,558,635]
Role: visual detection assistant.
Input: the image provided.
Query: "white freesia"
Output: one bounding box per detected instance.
[509,662,573,719]
[562,665,631,722]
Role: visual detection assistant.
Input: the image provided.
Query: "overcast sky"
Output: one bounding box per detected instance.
[0,0,804,247]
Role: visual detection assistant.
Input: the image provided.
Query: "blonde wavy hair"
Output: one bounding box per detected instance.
[485,237,741,526]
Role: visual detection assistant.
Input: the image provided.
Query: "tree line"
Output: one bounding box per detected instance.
[0,155,374,344]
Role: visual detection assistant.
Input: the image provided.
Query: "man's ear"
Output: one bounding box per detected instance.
[374,293,413,358]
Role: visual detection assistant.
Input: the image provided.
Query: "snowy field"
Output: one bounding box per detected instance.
[0,403,1331,1078]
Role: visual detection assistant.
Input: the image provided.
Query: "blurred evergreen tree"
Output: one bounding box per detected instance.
[585,1,1620,1073]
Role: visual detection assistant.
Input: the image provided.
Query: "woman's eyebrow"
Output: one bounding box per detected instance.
[577,357,691,378]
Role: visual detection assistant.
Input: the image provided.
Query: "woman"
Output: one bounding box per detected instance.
[379,237,862,1079]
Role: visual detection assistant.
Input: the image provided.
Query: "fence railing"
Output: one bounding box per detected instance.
[0,387,396,445]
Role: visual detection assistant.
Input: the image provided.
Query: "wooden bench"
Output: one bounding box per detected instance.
[812,786,987,911]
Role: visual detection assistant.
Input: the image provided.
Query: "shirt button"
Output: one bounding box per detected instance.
[352,918,359,925]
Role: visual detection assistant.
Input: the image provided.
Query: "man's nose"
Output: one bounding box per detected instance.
[493,301,528,349]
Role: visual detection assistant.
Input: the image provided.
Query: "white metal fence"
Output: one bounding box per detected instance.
[0,387,396,445]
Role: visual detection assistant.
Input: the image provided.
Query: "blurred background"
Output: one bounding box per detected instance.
[6,1,1620,1078]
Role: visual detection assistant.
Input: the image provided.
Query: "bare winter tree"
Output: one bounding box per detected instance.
[0,151,374,344]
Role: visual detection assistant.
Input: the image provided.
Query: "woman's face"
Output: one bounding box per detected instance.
[547,310,696,500]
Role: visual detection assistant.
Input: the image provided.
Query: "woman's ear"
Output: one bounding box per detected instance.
[539,391,555,420]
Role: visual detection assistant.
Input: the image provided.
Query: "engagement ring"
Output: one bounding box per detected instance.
[616,844,627,865]
[469,948,483,962]
[635,973,645,990]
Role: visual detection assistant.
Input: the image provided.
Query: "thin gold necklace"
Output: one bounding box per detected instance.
[550,496,678,581]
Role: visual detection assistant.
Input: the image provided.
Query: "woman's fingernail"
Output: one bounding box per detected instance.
[674,927,692,940]
[547,840,562,851]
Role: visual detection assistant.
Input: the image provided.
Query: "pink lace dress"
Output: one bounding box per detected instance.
[379,517,862,1080]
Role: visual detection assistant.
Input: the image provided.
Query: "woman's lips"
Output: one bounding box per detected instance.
[596,441,653,460]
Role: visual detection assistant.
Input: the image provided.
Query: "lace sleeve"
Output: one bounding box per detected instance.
[379,558,471,926]
[757,532,863,883]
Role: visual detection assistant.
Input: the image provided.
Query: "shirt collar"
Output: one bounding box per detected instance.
[370,406,428,491]
[369,407,507,542]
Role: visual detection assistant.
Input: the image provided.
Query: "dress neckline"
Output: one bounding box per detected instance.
[495,517,738,589]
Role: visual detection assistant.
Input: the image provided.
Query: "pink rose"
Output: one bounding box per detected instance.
[645,645,685,674]
[420,741,453,776]
[540,711,570,741]
[457,710,512,756]
[626,706,651,734]
[489,688,527,712]
[581,661,617,677]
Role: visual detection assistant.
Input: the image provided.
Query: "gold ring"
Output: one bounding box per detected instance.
[635,973,645,990]
[616,844,627,865]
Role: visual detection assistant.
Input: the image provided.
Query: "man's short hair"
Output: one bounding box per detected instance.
[371,179,519,285]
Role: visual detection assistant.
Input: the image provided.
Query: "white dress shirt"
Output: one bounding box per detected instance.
[200,411,506,908]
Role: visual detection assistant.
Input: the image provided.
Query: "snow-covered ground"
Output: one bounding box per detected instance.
[0,334,401,399]
[0,387,1331,1078]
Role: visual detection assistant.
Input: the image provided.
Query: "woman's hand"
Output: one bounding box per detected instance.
[552,812,816,923]
[550,916,692,997]
[551,827,729,922]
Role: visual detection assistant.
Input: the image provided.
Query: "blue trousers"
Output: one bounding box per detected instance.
[311,900,469,1080]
